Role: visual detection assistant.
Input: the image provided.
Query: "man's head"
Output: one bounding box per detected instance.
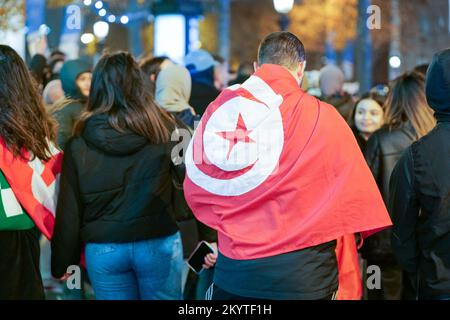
[319,64,345,97]
[257,32,306,84]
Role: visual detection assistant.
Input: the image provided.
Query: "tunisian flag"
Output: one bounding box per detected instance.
[0,138,62,239]
[184,64,391,297]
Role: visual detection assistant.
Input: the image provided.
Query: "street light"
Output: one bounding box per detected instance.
[93,21,109,40]
[80,33,95,44]
[273,0,294,31]
[120,15,129,25]
[389,55,402,69]
[273,0,294,14]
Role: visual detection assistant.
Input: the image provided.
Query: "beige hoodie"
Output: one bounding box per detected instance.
[155,64,193,113]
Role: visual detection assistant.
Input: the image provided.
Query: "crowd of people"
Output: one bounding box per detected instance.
[0,30,449,301]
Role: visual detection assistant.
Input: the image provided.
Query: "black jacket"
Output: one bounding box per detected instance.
[361,123,417,263]
[189,81,220,117]
[389,122,450,299]
[321,93,354,123]
[51,115,179,278]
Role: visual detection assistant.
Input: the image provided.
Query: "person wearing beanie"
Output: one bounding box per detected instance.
[319,64,354,122]
[184,49,220,116]
[51,59,92,150]
[389,48,450,300]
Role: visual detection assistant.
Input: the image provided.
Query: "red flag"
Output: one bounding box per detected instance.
[0,138,62,239]
[184,64,391,262]
[335,234,363,300]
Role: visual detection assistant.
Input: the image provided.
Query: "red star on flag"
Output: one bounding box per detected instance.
[216,113,256,160]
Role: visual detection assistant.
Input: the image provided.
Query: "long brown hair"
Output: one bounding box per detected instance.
[0,45,57,161]
[75,51,175,143]
[384,72,435,138]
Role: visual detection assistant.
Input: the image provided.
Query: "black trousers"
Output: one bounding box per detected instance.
[365,262,403,300]
[210,284,336,300]
[0,228,45,300]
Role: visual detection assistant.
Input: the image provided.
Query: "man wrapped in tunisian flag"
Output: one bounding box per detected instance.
[184,32,391,300]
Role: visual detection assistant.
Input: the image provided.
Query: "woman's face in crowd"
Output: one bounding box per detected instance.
[354,99,384,135]
[76,72,92,97]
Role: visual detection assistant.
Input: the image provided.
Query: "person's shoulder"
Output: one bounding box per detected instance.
[316,96,350,123]
[370,126,394,140]
[63,134,86,155]
[52,99,83,116]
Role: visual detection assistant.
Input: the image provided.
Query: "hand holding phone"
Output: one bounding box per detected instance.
[187,241,217,274]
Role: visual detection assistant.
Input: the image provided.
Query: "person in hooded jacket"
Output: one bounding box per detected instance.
[51,59,92,150]
[155,64,199,129]
[389,49,450,300]
[51,52,184,300]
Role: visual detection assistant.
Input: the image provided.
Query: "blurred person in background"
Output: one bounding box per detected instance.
[389,48,450,300]
[29,54,51,92]
[0,45,59,300]
[185,49,220,117]
[362,72,436,300]
[212,54,228,91]
[43,79,64,109]
[140,56,173,96]
[228,62,254,86]
[47,50,67,81]
[51,52,184,300]
[51,59,92,150]
[319,64,354,122]
[155,64,198,129]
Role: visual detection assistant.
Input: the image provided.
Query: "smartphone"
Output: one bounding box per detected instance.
[187,241,215,274]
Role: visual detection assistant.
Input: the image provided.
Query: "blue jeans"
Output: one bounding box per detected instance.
[85,232,183,300]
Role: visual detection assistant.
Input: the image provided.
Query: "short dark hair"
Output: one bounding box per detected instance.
[139,56,169,79]
[258,32,306,70]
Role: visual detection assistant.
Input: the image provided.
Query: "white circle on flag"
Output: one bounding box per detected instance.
[186,86,284,196]
[203,97,264,171]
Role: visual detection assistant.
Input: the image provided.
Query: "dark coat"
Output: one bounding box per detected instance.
[189,82,220,117]
[51,115,180,278]
[389,122,450,299]
[321,93,354,123]
[361,123,417,264]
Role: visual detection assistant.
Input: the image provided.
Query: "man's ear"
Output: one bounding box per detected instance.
[253,61,259,72]
[297,61,306,79]
[150,74,156,82]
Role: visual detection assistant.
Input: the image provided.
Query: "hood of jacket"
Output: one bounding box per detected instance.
[426,48,450,122]
[82,114,148,156]
[155,64,192,113]
[60,59,91,100]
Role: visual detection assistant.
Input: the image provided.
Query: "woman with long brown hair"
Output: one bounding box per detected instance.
[0,45,59,299]
[51,52,184,300]
[362,72,436,300]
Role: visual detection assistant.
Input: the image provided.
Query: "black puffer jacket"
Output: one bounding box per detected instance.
[362,123,417,263]
[389,122,450,299]
[51,115,179,278]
